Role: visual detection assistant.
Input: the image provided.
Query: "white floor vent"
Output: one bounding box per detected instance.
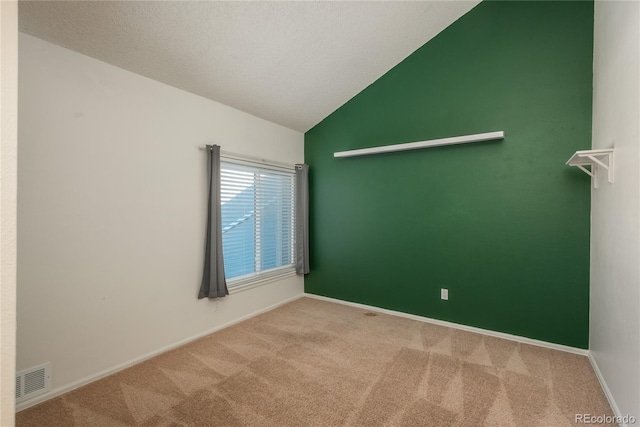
[16,363,51,403]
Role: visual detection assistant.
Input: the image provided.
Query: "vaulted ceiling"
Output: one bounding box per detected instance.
[19,1,479,132]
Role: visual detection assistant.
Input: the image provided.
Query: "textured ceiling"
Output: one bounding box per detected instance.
[19,1,479,132]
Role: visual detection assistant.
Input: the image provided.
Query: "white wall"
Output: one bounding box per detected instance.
[1,1,18,425]
[17,34,304,408]
[590,0,640,421]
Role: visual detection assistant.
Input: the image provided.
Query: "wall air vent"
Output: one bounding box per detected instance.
[16,363,51,403]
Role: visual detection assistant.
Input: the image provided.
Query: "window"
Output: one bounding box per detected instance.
[220,158,295,285]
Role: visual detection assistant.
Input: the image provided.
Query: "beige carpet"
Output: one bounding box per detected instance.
[17,297,613,426]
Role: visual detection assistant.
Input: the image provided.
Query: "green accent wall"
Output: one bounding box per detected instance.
[304,1,594,348]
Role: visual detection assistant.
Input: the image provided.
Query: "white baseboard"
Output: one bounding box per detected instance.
[16,293,305,412]
[588,353,628,427]
[304,293,589,356]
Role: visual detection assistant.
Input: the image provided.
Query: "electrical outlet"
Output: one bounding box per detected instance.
[441,288,449,300]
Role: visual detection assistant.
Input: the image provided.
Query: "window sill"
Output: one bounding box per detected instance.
[228,268,298,295]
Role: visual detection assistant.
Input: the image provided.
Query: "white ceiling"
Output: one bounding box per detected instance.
[19,1,479,132]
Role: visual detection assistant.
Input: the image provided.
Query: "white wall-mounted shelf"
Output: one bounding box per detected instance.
[566,148,614,189]
[333,131,504,158]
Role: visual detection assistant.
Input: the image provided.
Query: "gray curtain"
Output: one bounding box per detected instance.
[198,145,229,299]
[295,164,310,275]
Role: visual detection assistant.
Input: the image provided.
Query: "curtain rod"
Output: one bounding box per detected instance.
[198,146,296,171]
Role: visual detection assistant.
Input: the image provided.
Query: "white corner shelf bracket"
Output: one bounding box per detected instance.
[566,149,614,189]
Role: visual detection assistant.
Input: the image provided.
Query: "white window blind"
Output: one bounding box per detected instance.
[220,159,295,284]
